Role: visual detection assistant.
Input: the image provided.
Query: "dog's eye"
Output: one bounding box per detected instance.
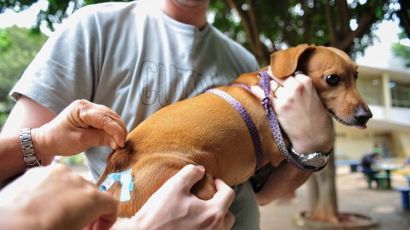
[325,74,341,86]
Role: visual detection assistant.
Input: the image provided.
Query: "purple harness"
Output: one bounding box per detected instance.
[206,88,264,168]
[208,71,329,171]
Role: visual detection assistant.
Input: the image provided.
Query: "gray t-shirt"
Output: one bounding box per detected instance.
[11,1,261,228]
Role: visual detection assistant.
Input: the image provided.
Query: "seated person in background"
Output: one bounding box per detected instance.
[404,157,410,165]
[360,152,381,186]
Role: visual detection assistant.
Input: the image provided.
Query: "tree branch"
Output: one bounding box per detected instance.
[225,0,269,64]
[324,0,337,45]
[397,0,410,39]
[338,4,377,52]
[225,0,258,51]
[336,0,350,35]
[300,0,311,43]
[247,0,266,63]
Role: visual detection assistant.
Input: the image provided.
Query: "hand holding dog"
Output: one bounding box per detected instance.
[112,164,236,230]
[0,164,118,230]
[273,73,334,153]
[251,72,334,153]
[32,99,128,158]
[252,72,334,204]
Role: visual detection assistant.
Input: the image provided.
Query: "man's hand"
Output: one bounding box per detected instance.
[251,72,334,205]
[273,73,334,153]
[32,99,128,157]
[251,72,334,153]
[0,164,118,230]
[112,164,235,230]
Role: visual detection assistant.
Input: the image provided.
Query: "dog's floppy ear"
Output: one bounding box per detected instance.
[270,44,315,78]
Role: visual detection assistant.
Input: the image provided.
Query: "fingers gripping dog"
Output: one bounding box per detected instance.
[97,44,372,217]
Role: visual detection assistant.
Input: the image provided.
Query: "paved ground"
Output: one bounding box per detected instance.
[260,166,410,230]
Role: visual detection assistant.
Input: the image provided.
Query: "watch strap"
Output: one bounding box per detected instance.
[19,128,41,168]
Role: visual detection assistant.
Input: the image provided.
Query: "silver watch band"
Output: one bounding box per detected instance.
[289,147,331,170]
[19,128,41,168]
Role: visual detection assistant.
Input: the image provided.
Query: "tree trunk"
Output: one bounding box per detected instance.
[307,152,339,224]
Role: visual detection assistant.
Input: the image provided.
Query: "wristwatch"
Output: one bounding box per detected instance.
[19,128,41,168]
[289,147,332,171]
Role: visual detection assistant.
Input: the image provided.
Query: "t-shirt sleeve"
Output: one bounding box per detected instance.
[10,6,101,114]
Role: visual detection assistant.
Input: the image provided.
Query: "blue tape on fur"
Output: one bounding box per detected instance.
[99,169,135,202]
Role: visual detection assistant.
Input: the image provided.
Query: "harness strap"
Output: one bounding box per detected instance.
[207,88,264,169]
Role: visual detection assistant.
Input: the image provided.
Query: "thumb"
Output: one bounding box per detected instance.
[164,164,205,193]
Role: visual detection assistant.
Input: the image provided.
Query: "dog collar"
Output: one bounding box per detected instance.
[258,70,330,171]
[207,88,264,169]
[99,169,135,202]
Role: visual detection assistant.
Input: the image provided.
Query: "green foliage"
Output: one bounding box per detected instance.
[59,153,86,166]
[0,0,38,12]
[208,0,391,62]
[392,42,410,67]
[0,30,12,52]
[0,26,47,126]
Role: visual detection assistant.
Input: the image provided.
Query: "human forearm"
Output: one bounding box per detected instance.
[0,96,56,181]
[0,128,55,183]
[255,161,311,205]
[0,98,127,183]
[0,135,27,183]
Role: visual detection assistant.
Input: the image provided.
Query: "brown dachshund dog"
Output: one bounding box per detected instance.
[97,44,372,216]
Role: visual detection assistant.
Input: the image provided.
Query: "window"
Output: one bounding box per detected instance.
[357,77,384,106]
[390,81,410,108]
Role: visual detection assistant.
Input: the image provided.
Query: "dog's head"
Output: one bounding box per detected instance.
[270,44,372,128]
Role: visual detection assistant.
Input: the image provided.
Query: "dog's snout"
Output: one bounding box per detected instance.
[354,106,372,125]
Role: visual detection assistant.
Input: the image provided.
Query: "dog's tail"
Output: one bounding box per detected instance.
[108,140,135,171]
[97,140,135,185]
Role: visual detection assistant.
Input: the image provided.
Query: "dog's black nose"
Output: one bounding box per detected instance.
[354,106,373,125]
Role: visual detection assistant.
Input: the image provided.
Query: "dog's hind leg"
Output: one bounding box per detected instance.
[112,154,217,217]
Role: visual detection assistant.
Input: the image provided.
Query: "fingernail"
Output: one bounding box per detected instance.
[189,164,204,170]
[196,165,205,171]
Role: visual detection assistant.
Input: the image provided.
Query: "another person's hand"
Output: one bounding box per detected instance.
[32,99,128,157]
[112,164,235,230]
[0,164,118,230]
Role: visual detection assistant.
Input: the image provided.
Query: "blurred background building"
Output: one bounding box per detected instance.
[335,32,410,160]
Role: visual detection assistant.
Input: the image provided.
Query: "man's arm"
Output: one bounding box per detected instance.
[0,97,127,183]
[0,96,56,181]
[255,162,311,205]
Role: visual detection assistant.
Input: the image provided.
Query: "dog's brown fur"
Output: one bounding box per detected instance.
[98,44,372,217]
